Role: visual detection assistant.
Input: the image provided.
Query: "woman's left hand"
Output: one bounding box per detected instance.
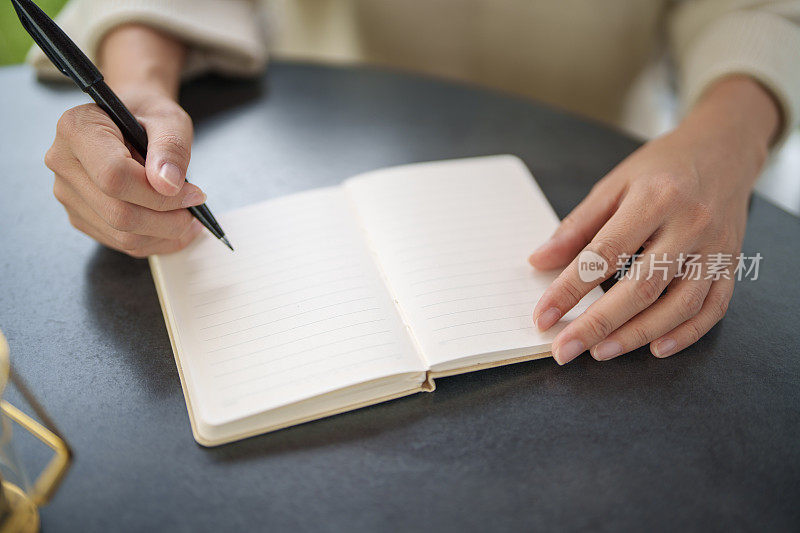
[528,76,780,364]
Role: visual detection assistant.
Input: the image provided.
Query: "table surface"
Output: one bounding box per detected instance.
[1,62,798,532]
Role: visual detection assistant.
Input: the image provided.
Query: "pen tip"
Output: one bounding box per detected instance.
[221,236,234,251]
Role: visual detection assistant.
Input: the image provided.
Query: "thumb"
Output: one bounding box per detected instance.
[142,103,193,196]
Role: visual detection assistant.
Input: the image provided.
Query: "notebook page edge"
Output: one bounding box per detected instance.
[192,371,429,446]
[148,255,206,443]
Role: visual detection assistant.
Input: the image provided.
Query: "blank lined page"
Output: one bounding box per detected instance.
[344,156,603,369]
[151,187,426,427]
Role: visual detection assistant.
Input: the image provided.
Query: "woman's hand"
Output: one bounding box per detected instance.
[529,76,780,364]
[45,24,200,257]
[46,91,203,257]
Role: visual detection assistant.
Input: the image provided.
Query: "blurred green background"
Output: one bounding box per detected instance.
[0,0,67,65]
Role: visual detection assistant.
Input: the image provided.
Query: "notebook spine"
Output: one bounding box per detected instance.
[422,372,436,392]
[342,191,430,371]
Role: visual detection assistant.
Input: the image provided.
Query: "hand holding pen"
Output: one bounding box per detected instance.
[48,85,210,257]
[12,1,232,255]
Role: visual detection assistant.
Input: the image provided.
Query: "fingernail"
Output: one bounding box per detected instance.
[554,339,584,365]
[593,340,623,361]
[653,338,677,358]
[182,190,207,208]
[535,307,561,331]
[158,162,183,191]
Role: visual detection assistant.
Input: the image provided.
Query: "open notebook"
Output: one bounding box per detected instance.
[150,155,602,446]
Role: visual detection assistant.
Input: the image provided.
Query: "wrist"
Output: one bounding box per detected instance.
[675,75,781,188]
[98,24,186,99]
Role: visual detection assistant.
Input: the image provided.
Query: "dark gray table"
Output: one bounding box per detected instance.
[1,62,798,532]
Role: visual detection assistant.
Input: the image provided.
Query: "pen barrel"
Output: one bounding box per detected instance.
[85,82,149,158]
[188,205,224,240]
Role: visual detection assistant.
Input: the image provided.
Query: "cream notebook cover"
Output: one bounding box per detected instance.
[149,156,602,446]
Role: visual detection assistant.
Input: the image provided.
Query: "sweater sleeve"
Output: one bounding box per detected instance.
[669,0,800,145]
[26,0,268,81]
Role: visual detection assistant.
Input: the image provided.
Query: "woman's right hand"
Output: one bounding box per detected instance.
[45,89,205,257]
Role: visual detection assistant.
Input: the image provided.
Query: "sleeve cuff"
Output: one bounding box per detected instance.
[26,0,268,81]
[679,10,800,146]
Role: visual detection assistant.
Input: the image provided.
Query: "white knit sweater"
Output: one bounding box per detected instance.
[27,0,800,142]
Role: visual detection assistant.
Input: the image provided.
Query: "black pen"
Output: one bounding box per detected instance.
[11,0,234,251]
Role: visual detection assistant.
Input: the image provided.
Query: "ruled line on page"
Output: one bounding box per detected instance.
[427,300,533,319]
[440,326,535,343]
[413,276,533,298]
[357,183,505,204]
[401,255,516,276]
[363,195,515,218]
[431,314,530,332]
[207,318,389,355]
[419,288,541,309]
[391,230,531,256]
[217,370,404,409]
[191,263,359,306]
[185,237,334,276]
[210,329,393,367]
[182,211,338,271]
[395,239,532,265]
[200,295,376,331]
[366,198,522,228]
[383,213,532,246]
[188,248,353,292]
[186,234,345,279]
[219,343,397,389]
[410,266,520,286]
[233,354,400,400]
[194,278,366,319]
[374,204,528,234]
[213,335,395,379]
[385,211,533,242]
[201,307,381,342]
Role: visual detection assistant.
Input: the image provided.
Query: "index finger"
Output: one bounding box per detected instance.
[533,196,659,330]
[63,105,205,211]
[87,157,206,211]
